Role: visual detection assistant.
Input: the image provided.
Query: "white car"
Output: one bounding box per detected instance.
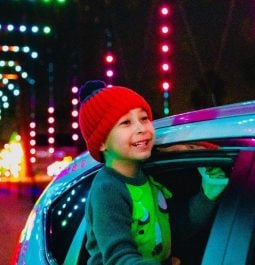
[14,100,255,265]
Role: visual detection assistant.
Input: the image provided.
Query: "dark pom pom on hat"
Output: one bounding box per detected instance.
[79,80,106,103]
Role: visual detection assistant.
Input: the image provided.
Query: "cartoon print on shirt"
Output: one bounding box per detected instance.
[126,177,172,261]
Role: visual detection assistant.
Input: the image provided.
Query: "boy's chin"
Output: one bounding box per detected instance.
[136,152,152,161]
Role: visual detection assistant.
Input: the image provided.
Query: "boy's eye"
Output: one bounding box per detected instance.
[141,116,149,122]
[119,119,130,126]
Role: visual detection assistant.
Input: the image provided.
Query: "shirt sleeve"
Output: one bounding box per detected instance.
[170,190,218,241]
[88,179,163,265]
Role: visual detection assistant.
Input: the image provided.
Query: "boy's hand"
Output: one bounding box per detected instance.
[172,256,181,265]
[198,167,229,200]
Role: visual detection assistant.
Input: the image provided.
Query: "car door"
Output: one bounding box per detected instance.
[144,138,255,265]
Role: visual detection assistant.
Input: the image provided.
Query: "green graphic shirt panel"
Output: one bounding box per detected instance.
[126,177,172,262]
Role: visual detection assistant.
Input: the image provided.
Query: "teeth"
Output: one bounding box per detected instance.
[134,140,148,146]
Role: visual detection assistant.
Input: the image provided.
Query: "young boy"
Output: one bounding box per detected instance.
[79,80,175,264]
[78,80,227,265]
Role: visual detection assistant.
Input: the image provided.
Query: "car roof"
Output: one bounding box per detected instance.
[154,100,255,127]
[154,100,255,146]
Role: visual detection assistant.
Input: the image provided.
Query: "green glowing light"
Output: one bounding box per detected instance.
[61,220,67,227]
[43,26,51,35]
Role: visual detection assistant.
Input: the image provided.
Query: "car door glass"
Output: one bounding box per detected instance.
[45,173,95,265]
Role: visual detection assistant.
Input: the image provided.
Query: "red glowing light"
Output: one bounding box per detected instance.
[161,26,168,34]
[160,7,169,16]
[71,86,78,93]
[48,117,55,124]
[161,26,171,34]
[29,122,36,128]
[48,127,55,134]
[106,69,114,77]
[72,98,78,105]
[48,106,54,113]
[30,148,36,154]
[162,81,172,91]
[105,54,115,64]
[72,134,79,141]
[48,137,55,144]
[162,63,169,71]
[49,147,54,154]
[30,131,36,137]
[30,157,36,163]
[71,110,78,117]
[30,139,36,146]
[72,122,78,129]
[161,44,171,53]
[161,62,172,72]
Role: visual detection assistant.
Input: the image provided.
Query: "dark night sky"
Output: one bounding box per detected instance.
[0,0,255,146]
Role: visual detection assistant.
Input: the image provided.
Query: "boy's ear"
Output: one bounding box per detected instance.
[99,143,106,152]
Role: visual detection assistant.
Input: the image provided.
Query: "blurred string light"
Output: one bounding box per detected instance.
[0,83,20,114]
[0,23,51,35]
[0,60,35,85]
[0,90,10,111]
[103,27,116,85]
[0,60,35,115]
[0,56,36,116]
[0,132,24,180]
[29,85,37,164]
[70,81,79,143]
[11,0,68,4]
[0,61,37,163]
[0,17,54,173]
[104,51,116,86]
[41,0,67,4]
[0,45,39,59]
[47,62,55,154]
[158,3,173,116]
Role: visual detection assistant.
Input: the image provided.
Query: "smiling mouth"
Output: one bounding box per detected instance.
[132,140,150,147]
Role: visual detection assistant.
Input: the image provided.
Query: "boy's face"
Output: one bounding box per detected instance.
[100,108,155,163]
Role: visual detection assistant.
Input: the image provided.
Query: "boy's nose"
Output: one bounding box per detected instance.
[135,121,145,132]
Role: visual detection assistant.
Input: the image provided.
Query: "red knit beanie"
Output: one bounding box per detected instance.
[79,80,152,162]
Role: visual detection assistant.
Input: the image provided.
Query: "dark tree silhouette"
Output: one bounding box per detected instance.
[191,70,225,109]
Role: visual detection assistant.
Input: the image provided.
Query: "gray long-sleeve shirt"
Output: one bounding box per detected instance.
[85,166,218,265]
